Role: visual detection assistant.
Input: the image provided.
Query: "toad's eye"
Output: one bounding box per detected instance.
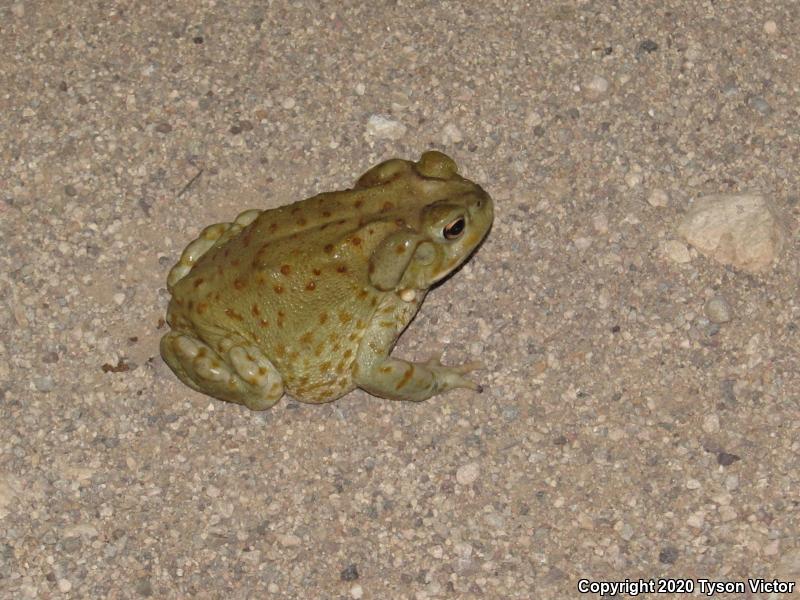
[443,217,465,240]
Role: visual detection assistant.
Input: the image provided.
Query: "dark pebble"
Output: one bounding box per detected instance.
[229,124,243,135]
[638,39,659,53]
[193,36,204,44]
[155,122,173,134]
[340,564,359,581]
[717,452,741,466]
[64,184,77,197]
[659,546,678,564]
[533,125,545,137]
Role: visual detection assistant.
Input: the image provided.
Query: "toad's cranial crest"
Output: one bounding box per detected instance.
[160,151,494,410]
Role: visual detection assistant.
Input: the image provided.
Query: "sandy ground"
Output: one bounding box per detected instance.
[2,1,799,598]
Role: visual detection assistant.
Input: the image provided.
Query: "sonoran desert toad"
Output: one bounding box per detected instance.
[160,151,494,410]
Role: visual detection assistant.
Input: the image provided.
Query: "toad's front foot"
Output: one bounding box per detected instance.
[354,351,484,402]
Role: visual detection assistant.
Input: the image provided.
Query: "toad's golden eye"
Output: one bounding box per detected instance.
[443,217,465,240]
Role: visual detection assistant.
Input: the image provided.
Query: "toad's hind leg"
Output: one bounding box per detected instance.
[160,331,284,411]
[166,209,261,291]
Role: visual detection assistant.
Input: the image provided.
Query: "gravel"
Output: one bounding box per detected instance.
[1,1,798,598]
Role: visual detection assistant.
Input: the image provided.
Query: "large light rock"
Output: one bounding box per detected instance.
[677,193,785,272]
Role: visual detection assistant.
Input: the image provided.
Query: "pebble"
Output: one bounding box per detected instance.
[34,376,55,392]
[647,188,670,208]
[592,213,608,234]
[354,83,366,95]
[702,413,720,434]
[57,579,72,593]
[624,169,643,188]
[366,115,406,140]
[350,584,364,599]
[704,296,732,323]
[585,75,609,95]
[763,20,778,35]
[687,512,705,528]
[678,193,785,272]
[748,96,772,116]
[686,478,701,490]
[340,564,359,581]
[282,97,296,110]
[456,462,480,486]
[441,123,463,144]
[663,240,691,264]
[113,292,126,306]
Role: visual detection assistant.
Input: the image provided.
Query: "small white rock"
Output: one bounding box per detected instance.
[456,462,480,486]
[763,20,778,35]
[624,169,643,188]
[366,115,406,141]
[350,584,364,599]
[678,193,785,273]
[687,512,705,528]
[113,292,126,306]
[592,213,608,234]
[57,579,72,593]
[355,83,366,95]
[282,97,296,110]
[663,240,691,264]
[573,236,592,251]
[686,478,702,490]
[647,188,670,208]
[586,75,609,95]
[441,123,463,144]
[702,413,720,434]
[704,296,732,323]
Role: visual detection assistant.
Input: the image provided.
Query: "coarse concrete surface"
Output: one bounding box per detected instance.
[1,1,799,598]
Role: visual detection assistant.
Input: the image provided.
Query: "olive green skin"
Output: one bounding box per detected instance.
[160,151,493,410]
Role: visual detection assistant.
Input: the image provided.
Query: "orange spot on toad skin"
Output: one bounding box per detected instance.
[344,349,352,358]
[269,222,278,233]
[395,243,405,254]
[196,302,207,314]
[299,332,313,345]
[280,264,291,276]
[259,319,269,328]
[273,285,284,294]
[319,312,328,325]
[234,278,247,290]
[322,210,331,217]
[275,344,286,358]
[396,365,414,390]
[291,206,301,215]
[324,244,334,254]
[306,280,316,291]
[320,361,332,372]
[354,199,364,209]
[336,265,348,274]
[251,304,260,317]
[277,311,285,327]
[350,236,362,246]
[313,268,322,276]
[225,308,243,321]
[382,201,395,212]
[193,278,204,288]
[338,311,352,324]
[395,218,405,227]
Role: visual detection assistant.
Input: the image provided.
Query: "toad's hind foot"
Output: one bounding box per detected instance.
[160,331,283,411]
